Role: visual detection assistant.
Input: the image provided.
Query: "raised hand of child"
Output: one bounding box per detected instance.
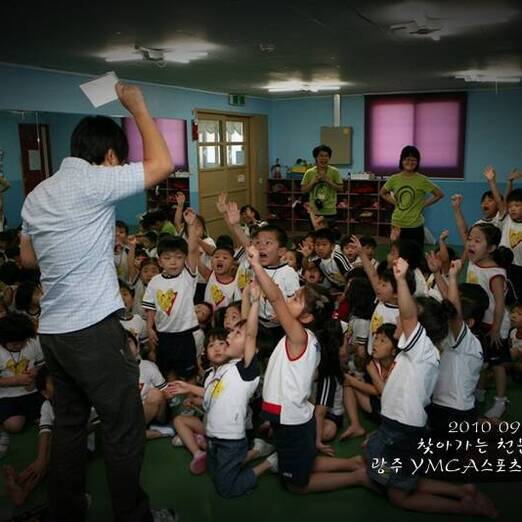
[508,168,522,181]
[392,257,409,280]
[183,207,197,226]
[297,241,313,258]
[439,229,449,242]
[249,279,261,302]
[448,259,462,278]
[175,191,186,206]
[225,201,240,226]
[148,328,158,350]
[349,235,362,254]
[115,82,147,115]
[216,192,227,214]
[451,194,463,209]
[425,251,442,273]
[483,165,496,182]
[246,245,261,267]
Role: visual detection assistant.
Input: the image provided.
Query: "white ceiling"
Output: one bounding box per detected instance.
[1,0,521,96]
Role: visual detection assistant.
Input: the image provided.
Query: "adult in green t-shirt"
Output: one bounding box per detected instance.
[301,145,343,222]
[380,145,444,246]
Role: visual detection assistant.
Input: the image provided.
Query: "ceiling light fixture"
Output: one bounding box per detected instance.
[266,80,345,93]
[103,44,211,65]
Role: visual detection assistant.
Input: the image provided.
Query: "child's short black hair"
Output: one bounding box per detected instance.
[5,246,20,259]
[375,323,398,351]
[157,237,188,257]
[252,224,287,248]
[377,262,416,295]
[216,234,234,250]
[459,283,490,317]
[314,227,336,244]
[0,261,22,285]
[480,190,503,203]
[115,220,129,234]
[360,236,377,248]
[14,281,39,313]
[213,246,235,258]
[339,234,352,249]
[346,277,376,320]
[415,297,456,345]
[144,231,158,244]
[240,205,261,220]
[197,302,214,327]
[507,188,522,204]
[35,365,50,393]
[312,144,332,159]
[0,312,36,344]
[71,116,129,165]
[118,279,135,297]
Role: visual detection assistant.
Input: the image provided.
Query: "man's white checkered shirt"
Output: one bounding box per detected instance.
[21,158,145,334]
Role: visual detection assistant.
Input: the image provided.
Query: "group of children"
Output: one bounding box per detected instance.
[1,163,521,518]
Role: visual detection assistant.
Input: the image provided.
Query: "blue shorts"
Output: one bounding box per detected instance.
[366,416,427,491]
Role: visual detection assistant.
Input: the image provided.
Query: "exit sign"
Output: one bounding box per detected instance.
[228,94,245,106]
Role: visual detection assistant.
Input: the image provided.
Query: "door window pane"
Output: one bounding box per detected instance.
[199,145,222,169]
[226,121,244,142]
[198,120,221,143]
[227,144,246,166]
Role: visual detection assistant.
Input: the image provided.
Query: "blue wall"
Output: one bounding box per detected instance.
[1,63,521,244]
[0,64,272,226]
[268,89,522,244]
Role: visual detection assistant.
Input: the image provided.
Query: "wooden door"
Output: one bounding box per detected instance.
[197,113,250,239]
[249,115,269,218]
[18,123,52,196]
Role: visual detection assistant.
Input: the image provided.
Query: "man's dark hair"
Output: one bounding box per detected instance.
[312,144,332,159]
[0,312,36,344]
[252,224,288,248]
[157,237,188,257]
[71,116,129,165]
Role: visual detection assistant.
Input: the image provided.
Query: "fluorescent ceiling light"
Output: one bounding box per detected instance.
[265,80,346,93]
[101,40,217,64]
[455,75,520,83]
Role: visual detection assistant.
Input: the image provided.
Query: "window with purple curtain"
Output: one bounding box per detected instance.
[123,117,188,170]
[365,93,466,178]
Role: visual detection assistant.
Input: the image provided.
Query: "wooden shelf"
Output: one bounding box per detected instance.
[264,177,391,239]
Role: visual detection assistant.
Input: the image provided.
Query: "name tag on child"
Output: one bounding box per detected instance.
[80,71,119,108]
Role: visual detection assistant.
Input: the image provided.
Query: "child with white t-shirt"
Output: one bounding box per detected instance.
[143,208,200,379]
[0,313,44,458]
[169,281,275,496]
[349,235,415,356]
[119,281,148,347]
[249,245,371,494]
[509,302,522,378]
[218,194,300,360]
[429,260,484,434]
[365,257,498,518]
[131,257,160,320]
[202,246,241,312]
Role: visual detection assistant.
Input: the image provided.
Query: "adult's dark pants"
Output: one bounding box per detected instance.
[40,313,152,522]
[399,224,425,248]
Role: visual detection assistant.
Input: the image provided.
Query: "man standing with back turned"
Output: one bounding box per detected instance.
[20,83,177,521]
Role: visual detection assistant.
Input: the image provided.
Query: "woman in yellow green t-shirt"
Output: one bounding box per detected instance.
[380,146,444,246]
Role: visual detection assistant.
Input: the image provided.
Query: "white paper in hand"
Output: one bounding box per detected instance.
[80,72,119,108]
